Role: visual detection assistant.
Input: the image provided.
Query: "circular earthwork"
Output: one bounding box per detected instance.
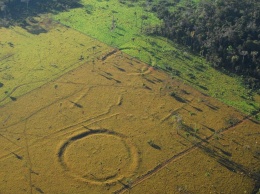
[57,129,139,184]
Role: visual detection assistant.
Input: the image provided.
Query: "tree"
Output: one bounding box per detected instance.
[140,14,148,33]
[110,15,116,31]
[240,50,248,65]
[0,2,6,18]
[134,11,137,27]
[174,114,183,135]
[92,46,96,54]
[251,51,258,62]
[21,0,30,11]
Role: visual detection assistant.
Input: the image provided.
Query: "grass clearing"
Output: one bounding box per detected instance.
[0,1,259,193]
[0,17,112,106]
[53,0,260,116]
[0,50,258,193]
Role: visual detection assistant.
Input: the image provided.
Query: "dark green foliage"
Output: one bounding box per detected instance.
[225,116,240,127]
[145,0,260,90]
[85,4,94,14]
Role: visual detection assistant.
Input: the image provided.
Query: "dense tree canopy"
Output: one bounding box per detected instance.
[144,0,260,90]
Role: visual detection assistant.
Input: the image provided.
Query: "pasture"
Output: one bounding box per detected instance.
[0,44,259,193]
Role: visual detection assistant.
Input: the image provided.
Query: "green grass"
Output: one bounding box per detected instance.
[53,0,260,116]
[54,0,160,47]
[0,24,111,106]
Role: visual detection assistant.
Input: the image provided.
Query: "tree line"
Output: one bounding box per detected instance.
[139,0,260,90]
[1,0,260,90]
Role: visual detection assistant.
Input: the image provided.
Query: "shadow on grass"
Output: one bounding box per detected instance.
[198,143,260,182]
[179,124,260,187]
[1,0,83,27]
[170,92,186,103]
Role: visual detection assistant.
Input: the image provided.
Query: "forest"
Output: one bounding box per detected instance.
[142,0,260,90]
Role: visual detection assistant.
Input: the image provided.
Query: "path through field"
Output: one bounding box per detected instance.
[0,17,259,194]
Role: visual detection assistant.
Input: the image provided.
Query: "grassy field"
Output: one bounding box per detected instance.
[0,49,259,193]
[0,1,259,193]
[0,16,112,106]
[53,0,260,116]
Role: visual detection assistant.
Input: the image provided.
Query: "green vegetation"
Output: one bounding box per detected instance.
[0,25,111,105]
[0,0,259,116]
[146,0,260,90]
[54,0,160,47]
[52,0,259,115]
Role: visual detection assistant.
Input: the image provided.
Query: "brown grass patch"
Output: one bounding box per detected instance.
[0,50,259,194]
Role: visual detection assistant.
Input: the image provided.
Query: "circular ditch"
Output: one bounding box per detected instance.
[57,129,139,184]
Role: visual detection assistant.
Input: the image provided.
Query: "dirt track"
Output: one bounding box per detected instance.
[0,23,259,193]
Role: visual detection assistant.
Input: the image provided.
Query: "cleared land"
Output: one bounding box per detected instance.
[0,15,112,106]
[0,1,259,194]
[0,38,259,193]
[53,0,260,116]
